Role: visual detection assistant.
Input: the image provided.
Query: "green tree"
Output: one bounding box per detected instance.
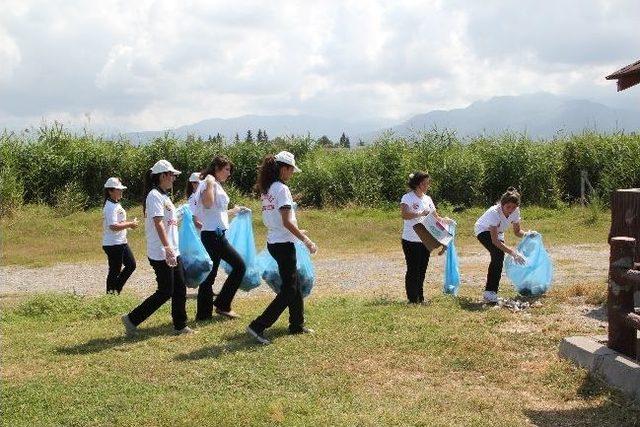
[245,130,253,143]
[234,133,240,144]
[317,135,333,147]
[339,132,350,148]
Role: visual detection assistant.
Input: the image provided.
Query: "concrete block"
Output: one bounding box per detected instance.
[560,336,640,402]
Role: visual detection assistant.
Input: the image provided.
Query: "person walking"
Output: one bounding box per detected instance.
[474,187,535,303]
[247,151,317,345]
[102,177,137,294]
[122,160,195,335]
[195,156,248,321]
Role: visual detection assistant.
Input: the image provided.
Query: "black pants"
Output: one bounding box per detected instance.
[477,231,505,292]
[197,231,245,318]
[401,239,430,303]
[102,244,136,294]
[128,257,187,330]
[250,242,304,333]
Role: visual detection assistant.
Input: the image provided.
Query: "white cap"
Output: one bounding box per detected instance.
[274,150,301,173]
[104,177,127,190]
[188,172,201,182]
[150,159,181,175]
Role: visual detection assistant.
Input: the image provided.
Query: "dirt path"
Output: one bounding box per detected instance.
[1,244,609,298]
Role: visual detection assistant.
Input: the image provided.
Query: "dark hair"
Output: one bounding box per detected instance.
[256,155,289,194]
[185,179,199,198]
[200,155,233,182]
[408,171,430,190]
[500,186,521,206]
[142,169,162,216]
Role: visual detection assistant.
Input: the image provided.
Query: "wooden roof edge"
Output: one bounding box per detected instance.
[606,59,640,80]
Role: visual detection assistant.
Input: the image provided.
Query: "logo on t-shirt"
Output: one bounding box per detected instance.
[412,203,420,210]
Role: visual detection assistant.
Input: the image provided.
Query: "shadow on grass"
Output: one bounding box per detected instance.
[525,374,640,426]
[363,297,407,308]
[174,327,292,361]
[455,296,487,312]
[56,323,175,355]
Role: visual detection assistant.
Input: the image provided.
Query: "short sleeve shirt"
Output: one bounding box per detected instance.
[400,191,436,242]
[102,200,127,246]
[261,181,298,244]
[145,188,180,261]
[474,204,521,241]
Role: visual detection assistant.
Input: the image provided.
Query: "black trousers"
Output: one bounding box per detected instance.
[128,256,187,330]
[102,243,136,294]
[197,231,245,318]
[250,242,304,333]
[401,239,430,303]
[477,231,505,292]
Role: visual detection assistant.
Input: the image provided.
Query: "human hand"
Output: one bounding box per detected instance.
[164,246,178,267]
[525,230,539,237]
[204,174,215,186]
[512,251,526,265]
[303,237,317,254]
[130,218,139,229]
[195,220,203,229]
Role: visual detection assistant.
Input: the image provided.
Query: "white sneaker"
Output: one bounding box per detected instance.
[246,325,271,345]
[121,314,137,336]
[174,326,198,335]
[483,291,498,304]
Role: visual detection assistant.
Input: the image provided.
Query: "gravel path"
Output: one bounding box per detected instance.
[1,244,609,298]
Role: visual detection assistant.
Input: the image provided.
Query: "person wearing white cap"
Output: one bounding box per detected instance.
[122,160,196,336]
[247,151,317,345]
[186,172,203,231]
[194,155,248,320]
[102,177,138,294]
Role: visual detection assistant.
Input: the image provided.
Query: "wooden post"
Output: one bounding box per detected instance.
[608,188,640,264]
[608,237,640,360]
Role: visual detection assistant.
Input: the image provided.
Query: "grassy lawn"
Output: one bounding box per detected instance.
[2,289,638,426]
[1,201,611,267]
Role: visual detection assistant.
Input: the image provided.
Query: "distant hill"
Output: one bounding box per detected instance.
[360,93,640,141]
[125,114,393,144]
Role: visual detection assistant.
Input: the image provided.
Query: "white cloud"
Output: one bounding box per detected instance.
[0,0,638,131]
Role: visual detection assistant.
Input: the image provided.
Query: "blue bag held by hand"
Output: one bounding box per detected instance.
[504,233,553,296]
[256,241,315,297]
[221,210,261,291]
[443,223,461,295]
[177,204,213,288]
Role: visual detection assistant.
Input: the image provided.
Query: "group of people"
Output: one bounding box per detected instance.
[103,151,316,344]
[400,172,534,305]
[102,150,533,344]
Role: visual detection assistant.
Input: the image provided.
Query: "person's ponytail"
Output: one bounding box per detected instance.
[256,155,279,195]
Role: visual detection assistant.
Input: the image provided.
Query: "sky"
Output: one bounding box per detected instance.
[1,0,639,132]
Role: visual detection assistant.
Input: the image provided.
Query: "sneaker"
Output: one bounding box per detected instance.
[215,308,241,319]
[121,314,137,336]
[174,326,198,335]
[246,325,271,345]
[290,326,315,335]
[483,291,499,304]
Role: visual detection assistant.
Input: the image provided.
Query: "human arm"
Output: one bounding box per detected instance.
[280,208,317,254]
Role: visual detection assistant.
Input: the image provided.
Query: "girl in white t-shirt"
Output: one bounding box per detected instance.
[186,172,203,230]
[400,171,448,304]
[247,151,317,345]
[474,187,535,303]
[122,160,195,336]
[195,156,248,320]
[102,177,138,294]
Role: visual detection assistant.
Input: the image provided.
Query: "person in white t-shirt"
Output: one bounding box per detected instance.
[122,160,196,336]
[102,177,138,294]
[247,151,317,345]
[195,156,249,321]
[186,172,203,230]
[474,187,536,303]
[400,171,448,304]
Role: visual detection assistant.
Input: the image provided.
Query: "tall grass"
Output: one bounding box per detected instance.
[1,126,639,216]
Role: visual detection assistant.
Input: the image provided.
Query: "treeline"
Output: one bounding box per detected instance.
[1,125,639,216]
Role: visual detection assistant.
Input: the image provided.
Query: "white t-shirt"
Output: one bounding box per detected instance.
[197,180,230,232]
[262,181,297,244]
[102,200,127,246]
[474,204,521,241]
[400,191,436,242]
[188,192,201,219]
[145,188,180,261]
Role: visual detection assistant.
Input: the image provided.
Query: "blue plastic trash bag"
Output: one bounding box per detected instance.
[504,233,553,296]
[177,204,213,288]
[443,223,461,295]
[221,210,261,291]
[256,241,315,298]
